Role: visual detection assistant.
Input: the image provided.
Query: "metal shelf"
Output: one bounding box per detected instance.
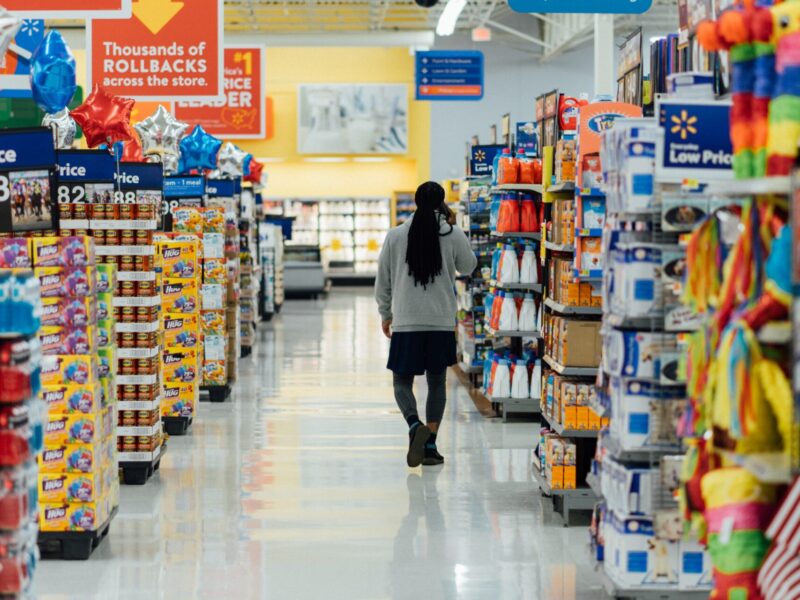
[544,297,602,316]
[491,230,541,241]
[488,280,542,293]
[602,434,681,464]
[542,354,598,377]
[705,176,790,196]
[605,312,665,330]
[541,411,600,438]
[544,241,574,253]
[487,328,542,339]
[492,183,544,193]
[586,472,602,496]
[547,181,576,193]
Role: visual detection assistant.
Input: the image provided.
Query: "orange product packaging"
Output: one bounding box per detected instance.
[497,152,519,185]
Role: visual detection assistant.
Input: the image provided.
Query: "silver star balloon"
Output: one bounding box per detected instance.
[160,154,179,175]
[42,108,76,149]
[0,8,21,59]
[218,142,248,178]
[134,105,189,158]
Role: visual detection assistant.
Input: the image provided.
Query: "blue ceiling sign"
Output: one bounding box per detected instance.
[508,0,652,14]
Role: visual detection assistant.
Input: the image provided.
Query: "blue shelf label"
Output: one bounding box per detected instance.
[509,0,651,13]
[164,176,205,198]
[116,162,164,191]
[56,150,115,183]
[206,178,236,198]
[470,144,504,177]
[657,99,733,182]
[415,51,484,101]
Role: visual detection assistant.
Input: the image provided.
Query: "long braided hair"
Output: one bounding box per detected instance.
[406,181,449,288]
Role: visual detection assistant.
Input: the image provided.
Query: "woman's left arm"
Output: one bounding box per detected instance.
[453,228,478,275]
[374,236,394,329]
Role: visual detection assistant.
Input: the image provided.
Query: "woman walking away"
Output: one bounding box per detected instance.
[375,181,478,467]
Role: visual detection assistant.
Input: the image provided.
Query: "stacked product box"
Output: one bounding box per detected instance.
[223,205,241,378]
[172,205,229,391]
[154,237,201,429]
[33,237,119,534]
[61,198,164,474]
[238,219,259,355]
[538,431,578,490]
[0,254,44,594]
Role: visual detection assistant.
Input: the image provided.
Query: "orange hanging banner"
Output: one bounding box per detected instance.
[6,0,130,17]
[87,0,223,101]
[174,47,266,139]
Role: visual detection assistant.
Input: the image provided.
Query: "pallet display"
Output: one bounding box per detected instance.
[258,222,284,321]
[239,188,260,356]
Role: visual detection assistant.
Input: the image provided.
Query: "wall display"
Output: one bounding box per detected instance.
[174,46,266,139]
[536,90,560,149]
[415,50,484,101]
[656,98,732,181]
[0,19,44,99]
[0,128,56,234]
[617,30,643,106]
[6,0,130,18]
[87,0,223,100]
[297,84,408,154]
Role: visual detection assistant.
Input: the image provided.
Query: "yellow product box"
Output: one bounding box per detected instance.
[35,266,96,298]
[45,412,103,446]
[588,408,602,430]
[550,465,564,490]
[162,278,199,314]
[39,325,96,356]
[201,310,226,336]
[41,354,98,386]
[576,406,590,430]
[202,360,227,385]
[576,384,590,406]
[97,347,115,381]
[95,262,116,294]
[40,383,102,415]
[202,206,225,233]
[41,297,95,328]
[96,292,113,321]
[601,416,610,428]
[173,207,203,234]
[563,443,577,489]
[39,496,109,532]
[39,471,105,504]
[31,236,94,268]
[202,258,227,284]
[159,242,198,279]
[163,313,200,349]
[102,405,115,440]
[100,377,115,408]
[162,349,198,384]
[579,283,593,307]
[563,466,576,489]
[162,382,197,418]
[38,442,104,474]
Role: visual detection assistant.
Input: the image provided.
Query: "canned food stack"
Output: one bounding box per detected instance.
[63,201,165,473]
[198,205,229,388]
[154,237,201,426]
[0,258,43,596]
[32,237,120,535]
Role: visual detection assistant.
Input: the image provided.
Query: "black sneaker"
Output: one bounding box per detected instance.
[422,446,445,466]
[407,424,432,467]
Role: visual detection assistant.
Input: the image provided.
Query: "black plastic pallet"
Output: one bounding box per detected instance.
[38,507,117,560]
[119,445,165,485]
[162,415,191,436]
[200,384,231,403]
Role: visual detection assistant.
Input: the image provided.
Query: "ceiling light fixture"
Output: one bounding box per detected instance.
[436,0,467,36]
[303,157,348,163]
[353,156,392,163]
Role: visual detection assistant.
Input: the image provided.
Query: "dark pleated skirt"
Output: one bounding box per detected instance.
[387,331,457,376]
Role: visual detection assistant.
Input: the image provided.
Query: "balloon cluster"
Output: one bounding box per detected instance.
[21,25,262,181]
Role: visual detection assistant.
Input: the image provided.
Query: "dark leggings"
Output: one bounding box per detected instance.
[393,370,447,424]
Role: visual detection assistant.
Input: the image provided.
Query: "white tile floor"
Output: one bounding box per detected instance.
[33,289,603,599]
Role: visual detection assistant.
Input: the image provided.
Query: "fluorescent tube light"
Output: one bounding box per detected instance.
[303,157,348,163]
[353,157,392,163]
[436,0,467,36]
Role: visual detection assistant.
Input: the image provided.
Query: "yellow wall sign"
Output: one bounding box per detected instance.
[367,239,379,252]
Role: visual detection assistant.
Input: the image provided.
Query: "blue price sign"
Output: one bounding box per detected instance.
[509,0,651,13]
[657,99,733,182]
[415,50,483,101]
[470,144,504,177]
[206,178,236,198]
[516,122,538,156]
[0,127,56,233]
[0,20,45,99]
[164,176,205,199]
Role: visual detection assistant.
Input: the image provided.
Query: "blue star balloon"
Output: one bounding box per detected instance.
[30,30,77,114]
[179,125,222,173]
[243,154,253,177]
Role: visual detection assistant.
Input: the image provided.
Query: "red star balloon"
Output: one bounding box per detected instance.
[71,83,135,149]
[244,158,264,184]
[121,136,145,162]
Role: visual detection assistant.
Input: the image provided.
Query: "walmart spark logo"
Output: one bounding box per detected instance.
[670,110,698,140]
[474,149,486,161]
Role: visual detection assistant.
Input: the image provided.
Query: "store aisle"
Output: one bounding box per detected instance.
[33,289,601,600]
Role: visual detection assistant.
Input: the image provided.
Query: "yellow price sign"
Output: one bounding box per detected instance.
[367,239,379,252]
[331,239,343,251]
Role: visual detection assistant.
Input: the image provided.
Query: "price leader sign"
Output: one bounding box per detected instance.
[0,128,57,234]
[6,0,130,18]
[175,47,266,138]
[88,0,224,101]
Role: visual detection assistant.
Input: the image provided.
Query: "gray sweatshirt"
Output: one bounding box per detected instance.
[375,215,478,332]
